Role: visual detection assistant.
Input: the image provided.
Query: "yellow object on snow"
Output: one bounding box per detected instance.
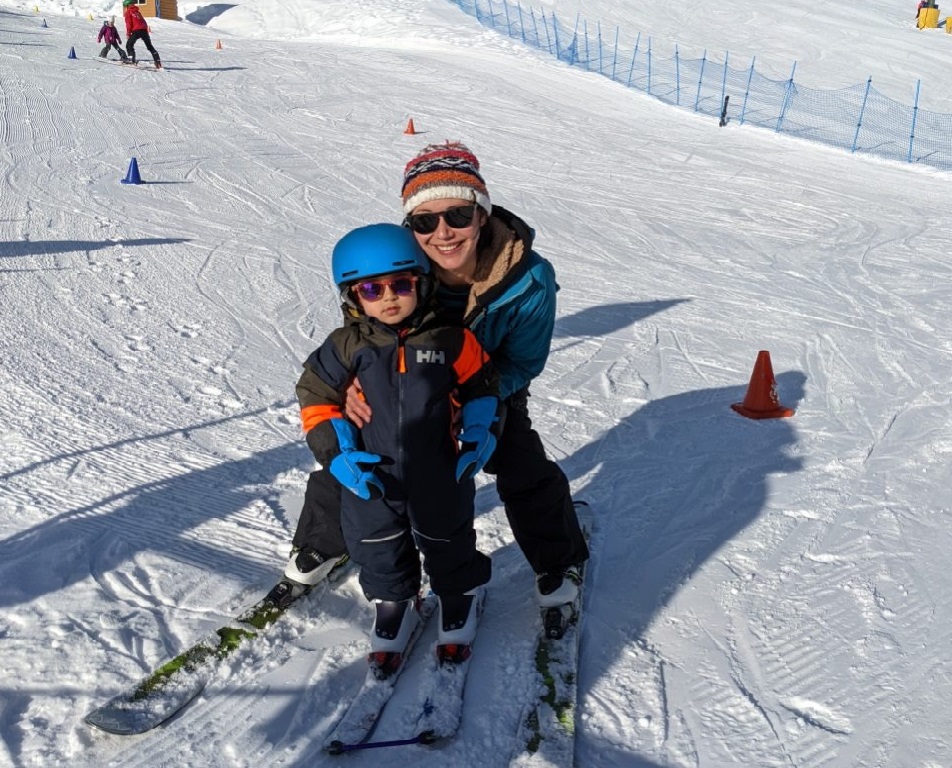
[918,6,940,28]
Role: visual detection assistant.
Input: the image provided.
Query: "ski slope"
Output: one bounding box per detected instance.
[2,0,952,765]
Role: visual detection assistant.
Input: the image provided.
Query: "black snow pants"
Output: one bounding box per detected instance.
[100,41,127,60]
[126,30,160,65]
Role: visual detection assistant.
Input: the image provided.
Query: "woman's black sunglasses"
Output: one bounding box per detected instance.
[405,205,477,235]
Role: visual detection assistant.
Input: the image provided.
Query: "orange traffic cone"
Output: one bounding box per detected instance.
[731,351,794,419]
[215,39,223,50]
[403,118,417,135]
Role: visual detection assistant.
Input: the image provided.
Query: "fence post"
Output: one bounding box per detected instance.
[740,56,755,125]
[675,44,681,105]
[531,8,540,48]
[647,37,652,95]
[851,77,873,153]
[907,79,921,163]
[503,0,512,37]
[597,22,602,75]
[582,18,589,69]
[775,61,798,133]
[627,31,641,87]
[720,51,729,117]
[694,50,707,112]
[517,2,526,44]
[487,0,496,28]
[612,26,619,81]
[542,10,552,55]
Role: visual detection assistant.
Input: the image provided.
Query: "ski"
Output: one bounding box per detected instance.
[85,557,352,735]
[95,57,159,71]
[325,594,438,754]
[512,502,593,767]
[412,588,486,744]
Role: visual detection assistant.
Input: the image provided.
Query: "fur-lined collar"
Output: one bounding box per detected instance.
[465,216,526,317]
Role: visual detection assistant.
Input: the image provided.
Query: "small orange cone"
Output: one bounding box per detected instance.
[215,39,223,50]
[404,118,417,135]
[731,351,794,419]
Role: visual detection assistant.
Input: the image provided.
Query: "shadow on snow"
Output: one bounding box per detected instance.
[0,407,310,610]
[0,237,191,260]
[185,4,237,25]
[480,298,805,766]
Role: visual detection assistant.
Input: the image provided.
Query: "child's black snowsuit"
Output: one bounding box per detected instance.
[296,302,498,602]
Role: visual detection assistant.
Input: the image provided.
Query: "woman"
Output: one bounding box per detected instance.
[283,142,588,615]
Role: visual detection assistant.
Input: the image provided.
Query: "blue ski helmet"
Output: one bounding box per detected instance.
[331,223,430,289]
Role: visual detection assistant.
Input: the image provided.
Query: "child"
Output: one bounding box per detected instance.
[122,0,161,69]
[296,223,500,676]
[96,17,128,62]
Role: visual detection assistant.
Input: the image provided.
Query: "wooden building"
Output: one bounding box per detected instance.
[128,0,179,22]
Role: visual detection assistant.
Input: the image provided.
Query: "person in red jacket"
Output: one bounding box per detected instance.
[122,0,161,69]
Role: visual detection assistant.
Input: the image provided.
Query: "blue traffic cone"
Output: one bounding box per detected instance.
[121,158,143,185]
[67,46,77,59]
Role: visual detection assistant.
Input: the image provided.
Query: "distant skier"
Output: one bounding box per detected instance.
[122,0,161,69]
[96,17,128,62]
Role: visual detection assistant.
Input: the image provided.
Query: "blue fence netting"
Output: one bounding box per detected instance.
[449,0,952,172]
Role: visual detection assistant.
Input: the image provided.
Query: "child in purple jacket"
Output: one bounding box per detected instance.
[97,18,128,62]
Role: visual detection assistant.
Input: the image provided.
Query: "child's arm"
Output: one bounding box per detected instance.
[296,332,382,500]
[296,345,349,464]
[327,419,383,500]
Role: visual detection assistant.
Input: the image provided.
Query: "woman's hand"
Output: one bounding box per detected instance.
[343,377,372,428]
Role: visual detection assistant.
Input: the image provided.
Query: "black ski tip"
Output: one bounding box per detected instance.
[418,729,440,745]
[326,740,345,755]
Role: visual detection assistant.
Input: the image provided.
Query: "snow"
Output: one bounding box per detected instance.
[2,0,952,765]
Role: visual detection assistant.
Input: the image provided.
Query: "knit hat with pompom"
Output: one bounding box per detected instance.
[401,142,492,216]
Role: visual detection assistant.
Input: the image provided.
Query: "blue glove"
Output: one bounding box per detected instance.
[455,396,501,482]
[329,419,384,500]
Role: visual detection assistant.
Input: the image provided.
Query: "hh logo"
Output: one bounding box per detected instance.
[416,349,446,365]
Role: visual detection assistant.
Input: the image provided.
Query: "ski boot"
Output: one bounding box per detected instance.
[284,546,348,587]
[436,587,485,664]
[368,597,421,680]
[535,565,582,639]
